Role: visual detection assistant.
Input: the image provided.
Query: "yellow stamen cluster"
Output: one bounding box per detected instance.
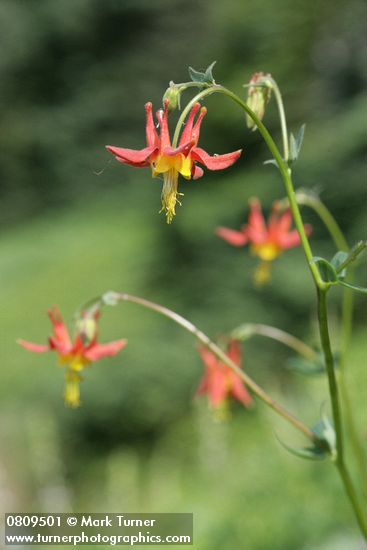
[160,168,182,224]
[58,355,90,407]
[253,261,272,287]
[64,370,82,408]
[153,154,192,223]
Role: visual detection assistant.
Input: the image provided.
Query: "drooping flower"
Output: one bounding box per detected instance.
[18,306,126,408]
[106,100,242,223]
[197,339,252,411]
[216,198,312,285]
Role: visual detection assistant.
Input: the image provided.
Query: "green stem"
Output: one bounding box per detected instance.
[100,292,317,443]
[267,77,289,162]
[318,289,367,538]
[296,191,367,497]
[339,351,367,504]
[231,323,317,360]
[295,191,348,251]
[172,86,218,147]
[172,84,367,535]
[336,241,367,274]
[174,82,208,90]
[338,450,367,537]
[318,289,343,459]
[172,85,325,289]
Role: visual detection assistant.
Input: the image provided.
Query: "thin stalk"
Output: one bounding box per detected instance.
[172,85,325,289]
[232,323,317,360]
[338,462,367,538]
[318,289,367,538]
[171,84,367,534]
[318,289,343,459]
[296,192,367,495]
[111,292,317,443]
[267,76,289,162]
[336,241,367,274]
[295,191,348,251]
[172,82,209,90]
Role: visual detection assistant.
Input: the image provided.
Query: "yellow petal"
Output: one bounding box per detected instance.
[178,154,192,179]
[153,154,175,175]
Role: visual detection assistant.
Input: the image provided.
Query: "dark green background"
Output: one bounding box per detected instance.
[1,1,367,548]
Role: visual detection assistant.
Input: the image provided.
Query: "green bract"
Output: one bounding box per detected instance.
[188,61,217,85]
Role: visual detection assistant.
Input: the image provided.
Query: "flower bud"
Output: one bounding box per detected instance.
[246,72,272,131]
[76,315,98,345]
[162,82,181,111]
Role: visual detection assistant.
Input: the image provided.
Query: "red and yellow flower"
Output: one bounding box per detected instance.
[106,99,242,223]
[197,339,252,411]
[18,306,126,408]
[216,198,312,285]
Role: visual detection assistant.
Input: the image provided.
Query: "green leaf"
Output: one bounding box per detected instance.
[311,256,338,283]
[286,352,339,377]
[311,415,336,459]
[295,124,306,154]
[277,413,335,462]
[289,132,298,162]
[332,241,367,276]
[311,252,367,292]
[276,434,329,461]
[288,124,306,163]
[188,61,216,85]
[188,66,206,84]
[204,61,217,83]
[263,158,279,168]
[311,250,367,290]
[286,355,326,376]
[330,251,349,279]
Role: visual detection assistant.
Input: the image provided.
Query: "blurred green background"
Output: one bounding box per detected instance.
[1,0,367,548]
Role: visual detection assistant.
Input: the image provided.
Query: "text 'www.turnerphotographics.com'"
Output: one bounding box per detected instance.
[5,513,193,546]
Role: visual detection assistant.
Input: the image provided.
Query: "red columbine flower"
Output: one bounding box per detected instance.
[106,100,242,223]
[197,340,252,410]
[216,198,312,285]
[18,306,126,408]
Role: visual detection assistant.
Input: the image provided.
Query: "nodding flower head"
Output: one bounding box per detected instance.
[216,198,312,286]
[18,306,127,408]
[197,339,252,414]
[106,100,242,223]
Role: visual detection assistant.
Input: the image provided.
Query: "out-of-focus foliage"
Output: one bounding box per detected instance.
[2,0,367,548]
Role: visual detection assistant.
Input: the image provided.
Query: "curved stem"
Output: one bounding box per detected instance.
[267,77,289,161]
[172,86,219,147]
[231,323,317,360]
[295,190,348,251]
[173,84,366,534]
[172,85,325,289]
[104,292,317,443]
[294,192,352,374]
